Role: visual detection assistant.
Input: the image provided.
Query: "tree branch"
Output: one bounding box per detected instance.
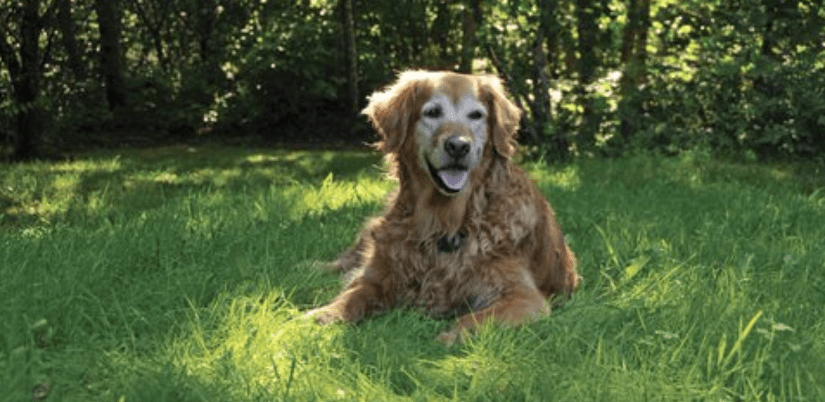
[0,22,22,84]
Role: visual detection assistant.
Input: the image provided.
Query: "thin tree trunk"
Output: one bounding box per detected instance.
[536,0,567,157]
[620,0,638,64]
[619,0,649,143]
[340,0,359,113]
[638,0,649,78]
[458,0,481,73]
[193,0,221,109]
[1,0,46,160]
[57,0,86,80]
[531,0,552,149]
[544,0,560,79]
[575,0,597,85]
[432,0,451,67]
[130,0,169,71]
[95,0,128,111]
[575,0,599,149]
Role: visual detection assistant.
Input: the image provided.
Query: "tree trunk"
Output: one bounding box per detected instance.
[619,0,649,143]
[575,0,599,148]
[544,0,560,79]
[57,0,86,80]
[531,0,553,150]
[196,0,216,64]
[340,0,359,113]
[458,0,481,73]
[95,0,127,111]
[575,0,597,85]
[760,0,779,60]
[537,0,567,157]
[638,0,650,71]
[0,0,46,160]
[130,0,169,71]
[432,0,451,67]
[620,0,638,64]
[193,0,221,109]
[16,0,43,159]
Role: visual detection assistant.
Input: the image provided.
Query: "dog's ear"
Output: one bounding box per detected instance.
[479,75,521,158]
[362,71,426,154]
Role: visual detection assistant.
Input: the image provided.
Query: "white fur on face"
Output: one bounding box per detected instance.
[415,93,488,171]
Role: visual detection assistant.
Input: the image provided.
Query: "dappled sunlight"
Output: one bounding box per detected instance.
[149,280,552,399]
[242,149,381,181]
[288,173,392,219]
[528,164,582,192]
[3,149,824,400]
[672,153,824,192]
[1,156,123,226]
[155,289,354,400]
[2,146,387,230]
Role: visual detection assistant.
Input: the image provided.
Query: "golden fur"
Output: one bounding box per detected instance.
[307,71,579,345]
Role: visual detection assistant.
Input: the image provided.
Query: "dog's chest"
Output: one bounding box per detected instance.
[395,234,497,316]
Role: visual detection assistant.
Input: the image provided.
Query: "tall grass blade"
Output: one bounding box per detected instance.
[722,310,763,369]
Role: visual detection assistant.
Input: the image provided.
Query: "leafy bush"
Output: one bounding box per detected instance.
[216,3,347,140]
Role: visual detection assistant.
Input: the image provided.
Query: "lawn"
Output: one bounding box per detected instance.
[1,145,824,401]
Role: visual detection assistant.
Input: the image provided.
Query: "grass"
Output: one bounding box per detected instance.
[1,145,824,401]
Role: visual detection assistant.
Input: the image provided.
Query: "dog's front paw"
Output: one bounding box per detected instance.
[436,326,470,347]
[435,330,458,347]
[303,306,343,325]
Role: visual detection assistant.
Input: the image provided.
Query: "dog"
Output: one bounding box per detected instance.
[306,71,579,345]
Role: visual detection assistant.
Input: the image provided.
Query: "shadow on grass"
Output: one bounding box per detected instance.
[1,145,384,229]
[4,147,824,400]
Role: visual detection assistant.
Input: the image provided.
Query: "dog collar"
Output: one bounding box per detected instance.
[437,232,465,253]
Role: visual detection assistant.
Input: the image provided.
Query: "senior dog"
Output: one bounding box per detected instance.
[307,71,579,345]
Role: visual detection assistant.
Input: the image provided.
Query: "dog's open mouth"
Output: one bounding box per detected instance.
[426,159,469,194]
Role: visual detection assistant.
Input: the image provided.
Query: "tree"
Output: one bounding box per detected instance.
[531,0,553,152]
[340,0,359,113]
[575,0,600,149]
[0,0,50,160]
[458,0,481,73]
[1,0,821,157]
[95,0,127,111]
[57,0,86,81]
[618,0,650,143]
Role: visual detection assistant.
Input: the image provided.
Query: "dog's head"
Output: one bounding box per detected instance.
[363,71,521,196]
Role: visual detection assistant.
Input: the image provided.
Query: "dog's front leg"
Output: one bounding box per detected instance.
[437,279,550,346]
[305,275,389,325]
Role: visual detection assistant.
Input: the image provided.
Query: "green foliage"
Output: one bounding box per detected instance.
[1,0,823,158]
[1,148,824,400]
[619,0,825,158]
[219,2,346,138]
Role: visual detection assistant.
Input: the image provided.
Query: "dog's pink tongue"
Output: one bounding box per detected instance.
[438,169,469,191]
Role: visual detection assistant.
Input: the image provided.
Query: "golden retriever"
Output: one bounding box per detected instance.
[307,71,579,345]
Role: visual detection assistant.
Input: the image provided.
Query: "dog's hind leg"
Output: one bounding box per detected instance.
[437,289,549,346]
[437,265,552,346]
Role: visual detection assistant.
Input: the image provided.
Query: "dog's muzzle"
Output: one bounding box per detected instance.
[427,135,472,195]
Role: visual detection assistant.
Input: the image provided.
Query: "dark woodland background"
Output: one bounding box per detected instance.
[1,0,823,161]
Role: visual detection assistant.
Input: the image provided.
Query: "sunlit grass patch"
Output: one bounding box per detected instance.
[160,291,340,400]
[527,163,582,192]
[1,148,824,401]
[286,172,392,219]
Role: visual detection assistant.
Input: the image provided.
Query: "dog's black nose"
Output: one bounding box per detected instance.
[445,135,471,159]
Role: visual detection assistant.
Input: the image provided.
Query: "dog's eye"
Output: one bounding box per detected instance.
[468,110,484,120]
[423,106,442,119]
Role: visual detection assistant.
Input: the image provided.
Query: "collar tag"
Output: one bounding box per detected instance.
[437,232,465,253]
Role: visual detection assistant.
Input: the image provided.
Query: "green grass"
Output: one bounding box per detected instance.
[2,145,824,401]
